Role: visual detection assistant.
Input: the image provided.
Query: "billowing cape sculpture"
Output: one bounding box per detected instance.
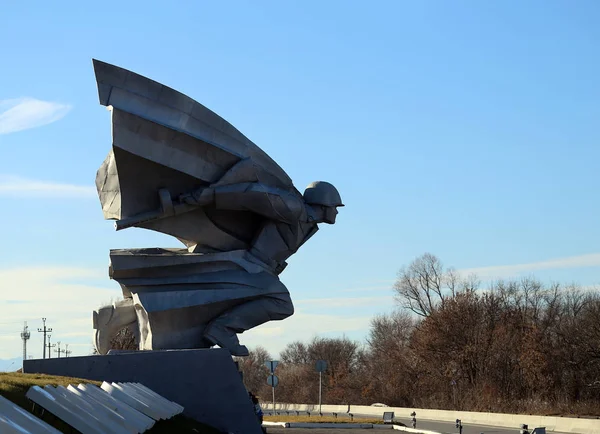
[91,59,343,356]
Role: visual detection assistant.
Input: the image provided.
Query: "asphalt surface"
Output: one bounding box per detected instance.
[266,415,568,434]
[266,426,547,434]
[393,416,528,433]
[267,430,379,434]
[378,415,565,434]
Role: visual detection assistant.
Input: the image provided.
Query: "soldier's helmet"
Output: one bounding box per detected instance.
[303,181,344,207]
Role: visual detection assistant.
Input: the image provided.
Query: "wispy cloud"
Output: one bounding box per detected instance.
[459,253,600,279]
[0,175,96,198]
[0,266,121,359]
[338,284,394,293]
[241,309,373,357]
[296,295,393,308]
[0,264,382,360]
[0,98,71,134]
[242,283,394,355]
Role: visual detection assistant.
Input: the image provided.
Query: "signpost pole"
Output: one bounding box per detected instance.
[319,371,322,414]
[315,359,327,414]
[266,360,279,413]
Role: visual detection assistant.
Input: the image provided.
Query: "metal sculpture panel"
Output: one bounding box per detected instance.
[91,60,343,356]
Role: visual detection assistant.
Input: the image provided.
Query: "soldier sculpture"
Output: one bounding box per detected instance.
[91,60,343,356]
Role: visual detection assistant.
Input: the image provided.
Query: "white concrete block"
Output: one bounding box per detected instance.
[68,385,143,433]
[131,383,184,413]
[101,381,164,420]
[135,382,184,411]
[55,385,136,434]
[115,383,178,417]
[262,421,287,427]
[76,384,154,431]
[0,393,61,433]
[391,426,441,434]
[116,383,176,415]
[26,386,106,434]
[123,383,183,414]
[0,415,31,434]
[43,386,129,434]
[111,383,172,418]
[319,404,350,414]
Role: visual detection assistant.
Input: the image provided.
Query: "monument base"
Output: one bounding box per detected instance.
[23,348,262,434]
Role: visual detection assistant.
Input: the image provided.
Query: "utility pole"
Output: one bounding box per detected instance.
[46,335,56,359]
[55,341,65,358]
[20,322,30,365]
[65,344,72,358]
[37,318,52,359]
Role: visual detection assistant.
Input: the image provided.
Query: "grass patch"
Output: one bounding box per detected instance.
[0,372,101,412]
[0,372,220,433]
[264,415,384,424]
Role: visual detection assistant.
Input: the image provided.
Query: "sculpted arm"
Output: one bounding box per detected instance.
[180,183,306,223]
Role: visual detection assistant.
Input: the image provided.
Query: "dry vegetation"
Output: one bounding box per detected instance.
[238,253,600,417]
[0,372,219,433]
[0,372,101,412]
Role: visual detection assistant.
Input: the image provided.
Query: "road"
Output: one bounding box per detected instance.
[392,416,533,433]
[268,422,552,433]
[266,413,564,434]
[367,413,564,434]
[267,430,380,434]
[267,423,556,434]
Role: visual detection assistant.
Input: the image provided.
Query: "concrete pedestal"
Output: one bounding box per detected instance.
[23,348,262,434]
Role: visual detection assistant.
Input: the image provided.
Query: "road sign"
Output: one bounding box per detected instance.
[315,359,327,372]
[265,360,279,373]
[315,360,327,413]
[267,374,279,387]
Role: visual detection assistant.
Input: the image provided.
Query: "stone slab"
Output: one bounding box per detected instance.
[0,393,61,434]
[75,384,154,431]
[24,348,262,434]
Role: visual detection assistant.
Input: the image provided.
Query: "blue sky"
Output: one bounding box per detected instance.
[1,0,599,362]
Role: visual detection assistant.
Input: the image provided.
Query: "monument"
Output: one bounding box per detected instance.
[90,59,343,357]
[25,60,343,433]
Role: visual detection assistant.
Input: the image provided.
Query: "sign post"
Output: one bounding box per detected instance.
[267,374,279,411]
[315,360,327,414]
[266,360,279,412]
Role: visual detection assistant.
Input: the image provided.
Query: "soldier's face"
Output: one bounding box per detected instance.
[323,206,338,224]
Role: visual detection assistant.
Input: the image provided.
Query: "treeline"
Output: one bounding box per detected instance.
[237,254,600,416]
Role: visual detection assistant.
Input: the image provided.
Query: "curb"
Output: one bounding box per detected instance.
[262,421,442,433]
[263,421,287,427]
[286,422,375,428]
[391,426,441,434]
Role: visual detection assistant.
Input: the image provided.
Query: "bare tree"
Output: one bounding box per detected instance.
[367,310,414,356]
[110,326,137,351]
[276,337,364,404]
[95,298,138,352]
[235,346,272,397]
[394,253,475,317]
[280,341,311,364]
[363,310,417,406]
